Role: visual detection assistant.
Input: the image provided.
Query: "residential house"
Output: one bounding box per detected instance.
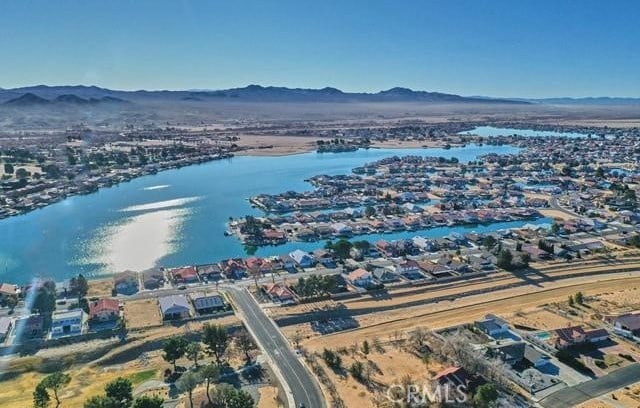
[51,309,87,337]
[474,314,510,337]
[113,270,139,295]
[312,249,337,268]
[189,292,226,314]
[245,257,273,275]
[347,268,374,288]
[197,264,224,281]
[491,342,549,368]
[372,268,399,283]
[263,283,295,303]
[549,326,609,349]
[14,314,44,339]
[0,317,12,342]
[88,298,120,322]
[142,268,165,290]
[169,266,199,284]
[278,254,297,271]
[158,295,191,320]
[0,283,18,302]
[606,313,640,338]
[289,250,316,268]
[394,259,421,275]
[220,258,247,280]
[331,222,353,236]
[434,366,472,388]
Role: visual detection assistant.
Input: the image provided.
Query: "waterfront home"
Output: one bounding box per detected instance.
[278,254,297,271]
[197,264,223,281]
[419,261,454,278]
[375,240,399,257]
[393,259,420,275]
[331,222,353,236]
[372,268,399,283]
[113,271,139,295]
[312,249,337,268]
[289,250,316,268]
[245,257,273,275]
[169,266,199,284]
[263,283,295,303]
[189,292,226,314]
[220,258,247,280]
[51,309,87,337]
[346,268,374,288]
[549,326,609,349]
[0,283,18,302]
[412,236,438,252]
[605,313,640,338]
[142,268,165,290]
[158,295,191,320]
[88,298,120,322]
[0,317,12,342]
[14,314,44,338]
[474,314,510,337]
[491,342,549,368]
[263,229,287,243]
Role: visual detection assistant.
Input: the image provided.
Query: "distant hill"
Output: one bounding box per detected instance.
[0,84,528,105]
[4,92,50,106]
[3,91,129,106]
[525,97,640,106]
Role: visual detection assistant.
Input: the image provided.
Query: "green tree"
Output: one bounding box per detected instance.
[4,163,14,174]
[482,235,497,250]
[350,361,365,381]
[211,384,254,408]
[474,383,498,408]
[31,281,57,315]
[70,274,89,300]
[162,336,188,372]
[332,239,353,259]
[497,249,514,270]
[568,295,575,307]
[15,168,30,179]
[361,340,370,356]
[185,342,202,368]
[575,291,584,305]
[202,323,230,364]
[41,372,71,408]
[33,383,50,408]
[104,377,133,407]
[84,395,117,408]
[364,206,376,218]
[199,363,221,406]
[176,371,201,408]
[132,396,164,408]
[235,329,256,363]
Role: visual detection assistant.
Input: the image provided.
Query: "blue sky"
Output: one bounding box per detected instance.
[1,0,638,97]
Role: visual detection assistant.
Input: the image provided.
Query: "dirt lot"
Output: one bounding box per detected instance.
[507,309,577,331]
[123,299,162,329]
[300,275,640,352]
[312,344,445,408]
[578,382,640,408]
[257,385,284,408]
[87,278,114,298]
[234,134,317,156]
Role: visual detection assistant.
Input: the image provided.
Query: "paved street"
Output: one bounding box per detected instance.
[226,287,324,408]
[540,363,640,408]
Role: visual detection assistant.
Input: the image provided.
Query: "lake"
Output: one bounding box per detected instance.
[0,144,537,284]
[460,126,590,138]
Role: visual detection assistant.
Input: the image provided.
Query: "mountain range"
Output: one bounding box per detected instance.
[0,85,529,106]
[1,85,639,107]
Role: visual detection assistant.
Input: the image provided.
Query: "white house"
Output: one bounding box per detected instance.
[289,250,316,268]
[474,314,509,336]
[51,309,87,337]
[159,295,191,320]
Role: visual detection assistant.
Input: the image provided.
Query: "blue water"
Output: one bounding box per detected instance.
[460,126,590,138]
[0,145,528,284]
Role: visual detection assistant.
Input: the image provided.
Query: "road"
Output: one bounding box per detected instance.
[540,363,640,408]
[226,287,325,408]
[549,195,580,218]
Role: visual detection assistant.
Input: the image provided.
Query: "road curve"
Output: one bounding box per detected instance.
[226,287,325,408]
